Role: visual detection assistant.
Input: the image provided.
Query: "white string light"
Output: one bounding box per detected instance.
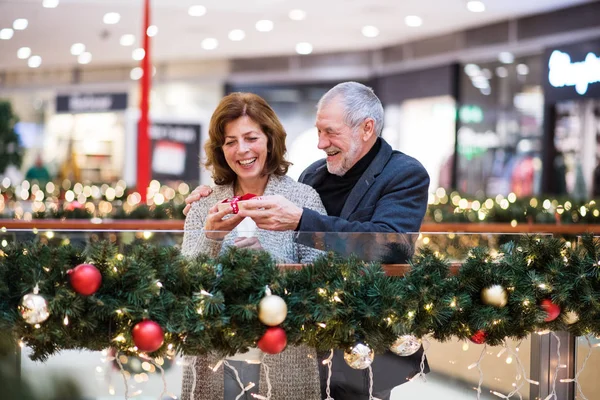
[410,335,430,382]
[560,335,593,400]
[114,350,130,400]
[544,332,564,400]
[252,353,273,400]
[223,360,255,400]
[321,349,334,400]
[468,344,487,399]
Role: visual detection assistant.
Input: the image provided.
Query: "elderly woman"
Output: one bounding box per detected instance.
[181,92,325,400]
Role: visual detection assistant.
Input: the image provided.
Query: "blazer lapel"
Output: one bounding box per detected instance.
[340,139,393,219]
[302,162,329,188]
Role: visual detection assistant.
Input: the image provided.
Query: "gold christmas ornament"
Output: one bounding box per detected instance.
[564,310,579,325]
[481,284,508,308]
[258,287,287,326]
[390,335,422,356]
[19,286,50,325]
[344,342,374,369]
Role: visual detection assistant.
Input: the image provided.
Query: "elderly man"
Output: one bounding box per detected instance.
[184,81,430,400]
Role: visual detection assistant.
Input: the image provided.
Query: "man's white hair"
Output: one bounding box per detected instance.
[317,81,384,137]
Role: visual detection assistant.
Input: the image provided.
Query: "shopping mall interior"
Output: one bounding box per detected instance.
[1,1,600,399]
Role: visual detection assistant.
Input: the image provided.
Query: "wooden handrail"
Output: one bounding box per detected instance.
[1,219,600,234]
[280,263,462,276]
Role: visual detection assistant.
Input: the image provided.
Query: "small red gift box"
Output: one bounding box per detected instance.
[217,193,257,214]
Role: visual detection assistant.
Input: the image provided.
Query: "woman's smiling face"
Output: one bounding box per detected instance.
[222,115,269,182]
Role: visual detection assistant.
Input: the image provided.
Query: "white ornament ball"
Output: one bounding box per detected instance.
[390,335,422,356]
[481,284,508,308]
[344,343,374,370]
[564,310,579,325]
[20,293,50,324]
[258,294,287,326]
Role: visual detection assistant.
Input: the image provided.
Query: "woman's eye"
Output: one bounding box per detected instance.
[248,137,258,141]
[224,141,234,146]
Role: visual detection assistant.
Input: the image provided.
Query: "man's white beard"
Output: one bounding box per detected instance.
[326,138,362,176]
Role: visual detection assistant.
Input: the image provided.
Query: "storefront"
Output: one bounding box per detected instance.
[49,92,128,184]
[375,65,459,193]
[542,38,600,198]
[456,54,545,197]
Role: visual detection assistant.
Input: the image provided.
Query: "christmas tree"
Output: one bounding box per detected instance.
[0,101,23,174]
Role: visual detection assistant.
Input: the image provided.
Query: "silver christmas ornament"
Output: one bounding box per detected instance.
[390,335,422,356]
[344,342,374,369]
[564,310,579,325]
[20,291,50,325]
[258,294,287,326]
[481,284,508,308]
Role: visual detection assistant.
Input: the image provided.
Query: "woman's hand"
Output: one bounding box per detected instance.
[204,203,243,240]
[233,236,263,250]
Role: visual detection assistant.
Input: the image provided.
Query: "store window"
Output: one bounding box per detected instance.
[457,54,544,197]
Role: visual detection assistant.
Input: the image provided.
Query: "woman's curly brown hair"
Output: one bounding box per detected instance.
[204,92,291,185]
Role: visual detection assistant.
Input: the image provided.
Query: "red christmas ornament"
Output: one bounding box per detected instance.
[257,327,287,354]
[132,320,164,352]
[540,299,561,322]
[68,263,102,295]
[469,330,487,344]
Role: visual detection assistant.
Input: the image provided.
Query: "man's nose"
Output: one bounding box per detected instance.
[317,136,329,149]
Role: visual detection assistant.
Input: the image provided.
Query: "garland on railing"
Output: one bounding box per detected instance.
[1,235,599,362]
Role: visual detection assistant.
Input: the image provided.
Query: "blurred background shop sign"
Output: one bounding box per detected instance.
[548,50,600,95]
[149,121,201,182]
[544,39,600,102]
[55,93,128,113]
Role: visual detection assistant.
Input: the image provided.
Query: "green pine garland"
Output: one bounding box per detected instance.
[1,235,600,362]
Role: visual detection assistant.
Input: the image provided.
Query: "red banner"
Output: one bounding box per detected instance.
[137,0,151,202]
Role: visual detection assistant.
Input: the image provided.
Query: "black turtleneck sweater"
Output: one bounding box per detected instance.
[313,138,381,217]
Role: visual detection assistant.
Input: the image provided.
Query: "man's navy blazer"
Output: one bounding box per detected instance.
[297,138,431,393]
[298,138,430,233]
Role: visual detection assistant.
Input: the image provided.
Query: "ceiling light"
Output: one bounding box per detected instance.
[361,25,379,38]
[0,29,14,40]
[120,34,135,46]
[28,55,42,68]
[289,9,306,21]
[146,25,158,37]
[103,12,121,25]
[516,63,529,75]
[255,20,274,32]
[42,0,59,8]
[496,66,508,78]
[481,87,491,96]
[130,67,143,80]
[467,1,486,13]
[13,19,28,30]
[78,52,92,64]
[188,5,207,17]
[17,47,31,59]
[295,42,313,55]
[498,51,514,64]
[132,48,146,60]
[201,38,218,50]
[405,16,423,27]
[70,43,85,56]
[228,29,245,41]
